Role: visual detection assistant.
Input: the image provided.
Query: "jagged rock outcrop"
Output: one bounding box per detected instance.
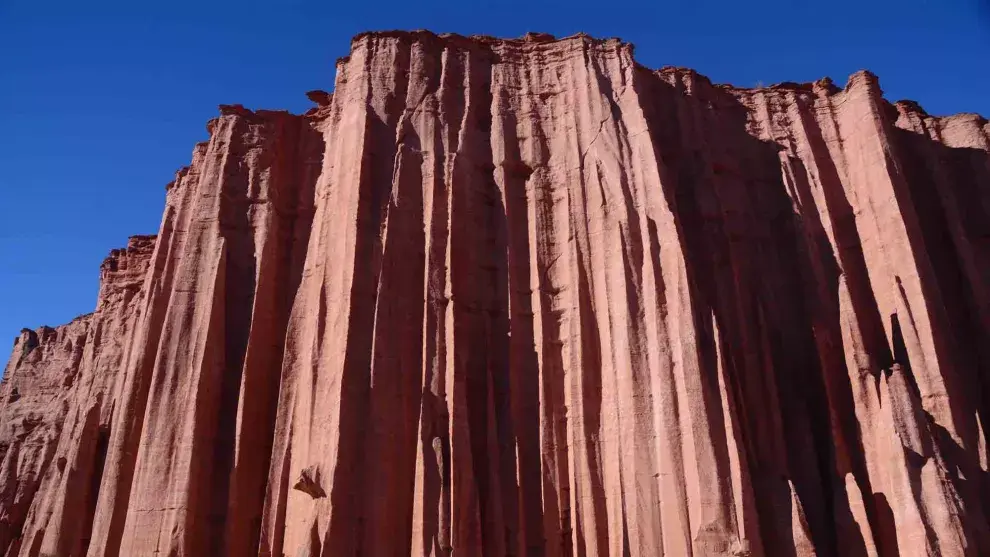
[2,31,989,556]
[1,236,155,556]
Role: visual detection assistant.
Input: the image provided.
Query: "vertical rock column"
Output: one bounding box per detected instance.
[90,107,323,557]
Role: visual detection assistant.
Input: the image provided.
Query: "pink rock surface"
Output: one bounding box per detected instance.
[2,31,989,556]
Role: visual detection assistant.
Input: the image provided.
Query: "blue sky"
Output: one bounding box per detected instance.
[1,0,989,345]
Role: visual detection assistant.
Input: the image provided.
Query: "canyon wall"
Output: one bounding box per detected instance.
[2,31,989,556]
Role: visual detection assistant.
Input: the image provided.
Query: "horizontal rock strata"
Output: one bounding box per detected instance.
[2,31,989,556]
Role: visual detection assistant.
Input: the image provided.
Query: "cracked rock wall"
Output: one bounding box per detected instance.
[2,31,989,557]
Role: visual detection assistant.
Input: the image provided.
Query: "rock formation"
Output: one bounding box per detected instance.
[2,31,989,556]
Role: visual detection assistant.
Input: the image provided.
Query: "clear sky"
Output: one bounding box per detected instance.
[2,0,989,345]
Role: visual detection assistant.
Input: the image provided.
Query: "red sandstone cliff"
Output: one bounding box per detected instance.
[2,31,989,557]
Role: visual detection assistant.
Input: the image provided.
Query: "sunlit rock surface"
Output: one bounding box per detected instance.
[2,31,989,556]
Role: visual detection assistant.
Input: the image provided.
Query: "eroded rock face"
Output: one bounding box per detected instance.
[2,31,989,557]
[1,235,154,557]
